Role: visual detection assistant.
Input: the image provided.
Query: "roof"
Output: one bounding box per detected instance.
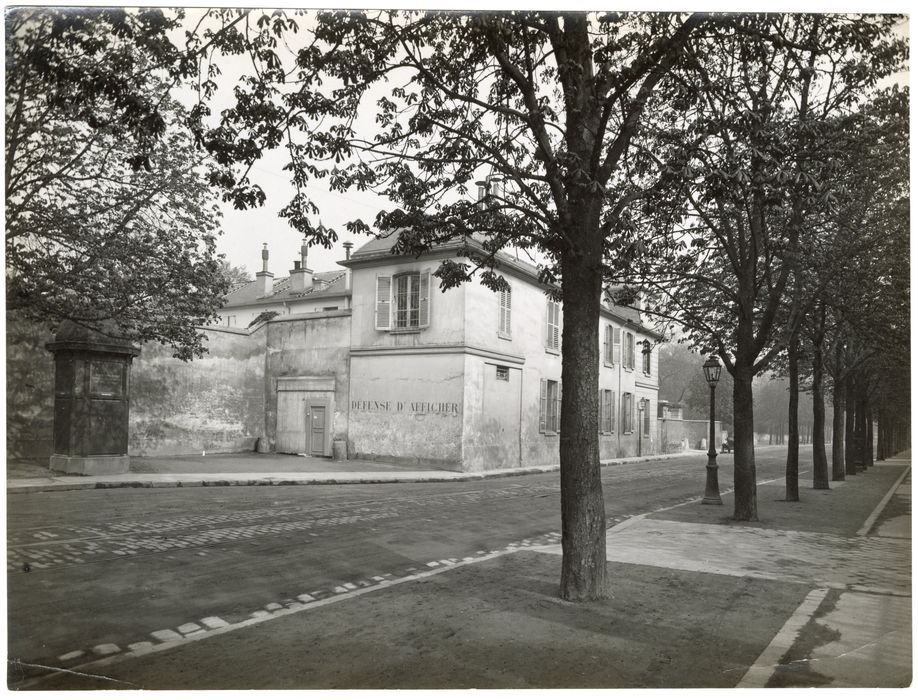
[349,232,659,337]
[222,270,349,309]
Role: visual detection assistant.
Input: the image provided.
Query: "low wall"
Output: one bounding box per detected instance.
[130,327,267,456]
[5,316,56,461]
[660,418,724,453]
[5,318,269,460]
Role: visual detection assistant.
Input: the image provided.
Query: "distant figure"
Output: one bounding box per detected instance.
[721,435,734,453]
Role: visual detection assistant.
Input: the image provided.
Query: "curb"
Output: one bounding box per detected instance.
[6,450,707,494]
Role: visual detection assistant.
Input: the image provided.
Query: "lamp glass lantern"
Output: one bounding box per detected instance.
[702,354,721,388]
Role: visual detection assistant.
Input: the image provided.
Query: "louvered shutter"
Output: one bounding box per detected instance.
[375,275,391,330]
[612,328,621,364]
[539,379,547,432]
[417,271,431,328]
[555,382,562,432]
[553,304,560,349]
[598,389,604,434]
[611,391,616,432]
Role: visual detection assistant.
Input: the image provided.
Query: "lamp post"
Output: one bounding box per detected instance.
[702,353,723,505]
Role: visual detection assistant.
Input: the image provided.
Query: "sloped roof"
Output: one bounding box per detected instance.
[349,231,658,336]
[222,270,349,309]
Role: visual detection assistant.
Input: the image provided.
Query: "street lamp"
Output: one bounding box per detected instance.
[702,354,723,505]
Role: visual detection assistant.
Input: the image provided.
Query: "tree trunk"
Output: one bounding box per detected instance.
[785,334,800,501]
[732,364,757,520]
[811,314,829,488]
[558,241,607,601]
[857,381,869,470]
[845,373,858,476]
[831,378,846,480]
[866,405,874,466]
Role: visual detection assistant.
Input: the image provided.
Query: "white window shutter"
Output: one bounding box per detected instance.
[505,286,512,335]
[599,389,606,433]
[612,327,621,364]
[539,379,547,432]
[375,275,391,330]
[556,382,562,432]
[418,271,430,328]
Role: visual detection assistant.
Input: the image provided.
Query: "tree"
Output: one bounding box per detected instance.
[185,10,723,600]
[5,8,229,360]
[634,15,904,520]
[218,260,252,288]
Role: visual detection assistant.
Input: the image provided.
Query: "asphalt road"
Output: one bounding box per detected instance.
[7,445,800,686]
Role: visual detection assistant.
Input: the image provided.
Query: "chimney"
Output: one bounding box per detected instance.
[255,243,274,297]
[288,238,314,293]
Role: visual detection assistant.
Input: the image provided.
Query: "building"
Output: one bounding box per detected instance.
[9,235,663,473]
[339,234,662,469]
[217,240,352,328]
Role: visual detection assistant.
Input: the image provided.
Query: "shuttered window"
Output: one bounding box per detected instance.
[612,327,621,364]
[599,389,613,433]
[498,286,512,338]
[545,300,560,351]
[625,331,635,369]
[622,392,634,433]
[603,325,614,365]
[539,379,561,433]
[376,271,430,331]
[642,341,652,375]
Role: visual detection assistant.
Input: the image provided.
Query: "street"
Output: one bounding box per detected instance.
[6,447,798,686]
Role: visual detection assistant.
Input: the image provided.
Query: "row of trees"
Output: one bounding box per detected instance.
[6,9,907,600]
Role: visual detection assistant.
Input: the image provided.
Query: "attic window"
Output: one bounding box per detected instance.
[496,365,509,381]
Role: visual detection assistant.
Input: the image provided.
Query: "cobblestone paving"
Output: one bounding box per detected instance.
[7,483,575,572]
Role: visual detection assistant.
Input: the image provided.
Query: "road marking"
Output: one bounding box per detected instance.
[92,644,121,656]
[736,587,831,688]
[16,548,514,689]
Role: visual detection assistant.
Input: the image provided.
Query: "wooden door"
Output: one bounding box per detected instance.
[276,391,307,454]
[308,404,326,456]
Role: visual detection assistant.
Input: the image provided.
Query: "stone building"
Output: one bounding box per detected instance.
[8,235,663,472]
[340,234,662,469]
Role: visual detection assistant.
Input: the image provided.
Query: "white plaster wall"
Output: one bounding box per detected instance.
[597,316,660,459]
[349,256,465,349]
[348,352,464,467]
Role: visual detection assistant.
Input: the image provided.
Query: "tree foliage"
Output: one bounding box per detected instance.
[629,14,905,519]
[5,8,229,360]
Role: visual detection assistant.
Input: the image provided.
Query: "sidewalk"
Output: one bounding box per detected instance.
[18,452,911,689]
[6,448,711,493]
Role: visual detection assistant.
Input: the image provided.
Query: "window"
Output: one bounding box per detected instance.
[599,389,614,433]
[603,325,614,365]
[375,271,430,331]
[224,315,236,327]
[643,399,652,437]
[622,392,634,433]
[612,327,621,364]
[498,286,512,338]
[496,365,509,381]
[540,379,561,433]
[642,340,651,375]
[625,331,635,369]
[545,299,561,351]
